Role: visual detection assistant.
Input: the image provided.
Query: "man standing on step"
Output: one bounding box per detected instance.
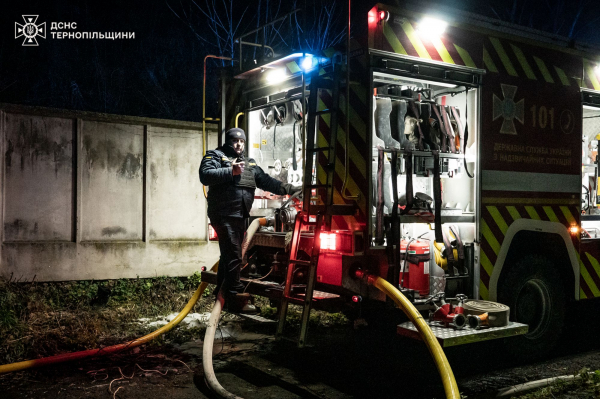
[200,128,301,313]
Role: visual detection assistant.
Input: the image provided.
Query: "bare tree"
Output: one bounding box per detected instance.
[489,0,600,41]
[168,0,249,65]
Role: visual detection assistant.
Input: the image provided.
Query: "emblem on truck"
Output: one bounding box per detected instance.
[493,84,524,135]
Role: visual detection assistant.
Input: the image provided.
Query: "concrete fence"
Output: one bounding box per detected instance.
[0,104,221,281]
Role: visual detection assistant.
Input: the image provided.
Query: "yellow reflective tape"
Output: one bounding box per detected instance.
[542,206,560,222]
[584,60,600,90]
[482,197,580,205]
[222,157,229,161]
[401,21,431,59]
[554,66,571,86]
[481,220,501,256]
[339,93,367,141]
[489,37,518,77]
[249,162,256,165]
[453,44,476,68]
[479,281,489,300]
[480,249,495,277]
[487,206,508,235]
[334,156,367,209]
[317,130,329,149]
[585,252,600,282]
[580,287,588,299]
[383,22,407,55]
[431,38,454,64]
[506,206,521,221]
[350,83,368,105]
[286,61,301,74]
[533,56,555,84]
[560,206,576,224]
[205,156,212,159]
[580,261,600,296]
[510,44,536,80]
[317,97,328,112]
[525,206,541,220]
[483,47,498,73]
[320,111,367,180]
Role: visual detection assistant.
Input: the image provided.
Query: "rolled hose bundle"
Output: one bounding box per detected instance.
[463,299,509,328]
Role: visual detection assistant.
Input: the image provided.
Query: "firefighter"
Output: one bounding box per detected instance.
[200,127,300,313]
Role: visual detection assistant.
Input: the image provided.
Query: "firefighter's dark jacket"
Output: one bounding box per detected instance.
[199,145,285,217]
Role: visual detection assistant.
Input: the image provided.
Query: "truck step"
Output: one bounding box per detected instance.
[396,321,528,347]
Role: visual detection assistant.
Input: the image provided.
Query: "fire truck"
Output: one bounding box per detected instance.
[202,1,600,359]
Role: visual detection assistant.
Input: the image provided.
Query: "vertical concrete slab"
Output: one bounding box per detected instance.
[80,121,143,241]
[148,126,205,240]
[3,113,74,242]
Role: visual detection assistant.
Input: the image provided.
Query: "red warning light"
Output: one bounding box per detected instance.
[379,10,389,22]
[368,10,377,24]
[352,295,362,303]
[200,266,207,272]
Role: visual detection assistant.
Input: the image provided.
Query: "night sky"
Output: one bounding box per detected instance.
[1,0,599,122]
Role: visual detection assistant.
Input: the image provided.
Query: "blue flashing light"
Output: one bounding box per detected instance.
[301,56,315,71]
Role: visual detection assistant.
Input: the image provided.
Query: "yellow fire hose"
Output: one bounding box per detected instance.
[355,269,460,399]
[0,262,218,375]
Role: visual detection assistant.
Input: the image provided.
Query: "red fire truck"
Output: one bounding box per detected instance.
[202,1,600,359]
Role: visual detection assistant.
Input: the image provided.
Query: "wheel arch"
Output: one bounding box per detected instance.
[488,218,579,301]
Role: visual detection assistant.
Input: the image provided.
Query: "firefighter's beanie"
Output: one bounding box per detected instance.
[225,128,246,142]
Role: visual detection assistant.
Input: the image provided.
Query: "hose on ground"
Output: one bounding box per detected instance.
[355,269,460,399]
[202,217,267,399]
[0,261,219,375]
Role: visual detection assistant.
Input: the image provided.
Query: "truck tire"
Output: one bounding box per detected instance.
[497,255,565,360]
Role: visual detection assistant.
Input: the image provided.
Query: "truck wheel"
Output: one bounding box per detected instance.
[497,255,565,360]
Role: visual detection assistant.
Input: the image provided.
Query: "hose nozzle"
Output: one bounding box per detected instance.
[467,313,489,329]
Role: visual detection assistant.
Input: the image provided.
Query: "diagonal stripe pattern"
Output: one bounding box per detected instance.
[479,202,584,299]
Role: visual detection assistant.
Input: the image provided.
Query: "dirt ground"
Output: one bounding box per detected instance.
[2,301,600,399]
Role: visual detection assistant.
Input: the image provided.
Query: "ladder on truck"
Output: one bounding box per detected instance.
[276,68,353,347]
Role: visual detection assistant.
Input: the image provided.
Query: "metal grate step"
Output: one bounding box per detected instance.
[397,321,528,347]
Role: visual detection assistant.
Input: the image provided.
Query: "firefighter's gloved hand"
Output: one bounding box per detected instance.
[280,183,302,196]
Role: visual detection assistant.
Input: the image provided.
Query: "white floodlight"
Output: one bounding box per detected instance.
[417,17,448,40]
[265,68,287,84]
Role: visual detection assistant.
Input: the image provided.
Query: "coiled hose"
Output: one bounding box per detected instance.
[355,269,460,399]
[0,261,219,375]
[202,217,267,399]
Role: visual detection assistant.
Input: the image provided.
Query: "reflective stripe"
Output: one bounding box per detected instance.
[554,66,571,86]
[383,22,407,55]
[510,44,537,80]
[454,44,476,68]
[401,21,431,59]
[431,37,454,64]
[483,47,499,73]
[482,170,580,193]
[489,37,518,77]
[533,56,554,84]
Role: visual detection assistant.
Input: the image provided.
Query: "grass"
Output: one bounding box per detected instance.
[0,273,213,364]
[0,274,349,365]
[515,368,600,399]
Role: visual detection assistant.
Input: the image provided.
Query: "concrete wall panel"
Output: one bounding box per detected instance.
[80,121,143,241]
[3,113,74,242]
[0,104,221,281]
[149,126,204,241]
